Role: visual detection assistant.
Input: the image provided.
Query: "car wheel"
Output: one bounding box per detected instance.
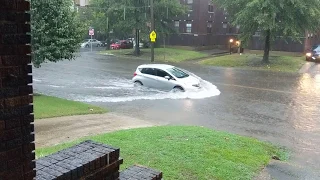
[134,81,143,87]
[97,44,100,47]
[172,86,184,92]
[85,44,89,48]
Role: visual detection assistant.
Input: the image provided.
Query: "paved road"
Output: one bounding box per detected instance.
[33,51,320,179]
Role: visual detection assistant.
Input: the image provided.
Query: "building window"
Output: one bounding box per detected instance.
[222,22,228,29]
[186,0,193,11]
[186,22,192,33]
[174,21,180,31]
[207,22,213,33]
[187,0,193,4]
[208,5,214,13]
[236,25,240,34]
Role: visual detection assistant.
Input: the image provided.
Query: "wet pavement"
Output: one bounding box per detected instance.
[33,51,320,179]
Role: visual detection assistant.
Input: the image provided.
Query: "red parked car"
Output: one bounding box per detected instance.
[110,40,133,50]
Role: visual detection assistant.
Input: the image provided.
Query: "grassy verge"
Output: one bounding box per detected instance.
[34,94,107,119]
[100,48,209,62]
[36,126,287,180]
[200,51,305,72]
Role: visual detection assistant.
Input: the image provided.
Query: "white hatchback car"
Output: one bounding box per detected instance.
[81,39,102,48]
[132,64,201,92]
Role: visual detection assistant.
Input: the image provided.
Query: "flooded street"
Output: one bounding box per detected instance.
[33,52,320,179]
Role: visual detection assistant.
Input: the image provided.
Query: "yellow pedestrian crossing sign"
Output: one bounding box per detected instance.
[150,31,157,42]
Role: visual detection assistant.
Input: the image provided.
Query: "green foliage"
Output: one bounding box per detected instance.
[31,0,86,67]
[212,0,320,48]
[88,0,187,39]
[200,52,305,72]
[100,48,209,62]
[34,94,107,119]
[36,126,288,180]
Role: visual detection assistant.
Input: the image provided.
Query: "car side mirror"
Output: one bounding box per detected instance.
[164,76,170,80]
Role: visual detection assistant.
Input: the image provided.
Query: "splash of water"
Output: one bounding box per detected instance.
[74,79,220,103]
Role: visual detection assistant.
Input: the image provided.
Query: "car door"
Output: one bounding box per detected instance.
[88,39,92,46]
[140,68,159,88]
[121,41,127,49]
[92,39,98,46]
[153,69,177,91]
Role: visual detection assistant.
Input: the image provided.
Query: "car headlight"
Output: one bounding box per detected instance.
[306,52,312,57]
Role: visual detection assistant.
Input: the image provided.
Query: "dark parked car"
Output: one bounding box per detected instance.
[110,40,133,50]
[306,44,320,61]
[101,39,119,47]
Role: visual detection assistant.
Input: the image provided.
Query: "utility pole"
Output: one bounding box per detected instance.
[150,0,155,62]
[106,17,110,50]
[106,0,110,50]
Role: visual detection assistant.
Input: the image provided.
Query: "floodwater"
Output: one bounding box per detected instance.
[33,51,320,179]
[34,76,220,103]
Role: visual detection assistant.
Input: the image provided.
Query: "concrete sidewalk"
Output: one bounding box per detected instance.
[35,113,161,148]
[199,49,229,55]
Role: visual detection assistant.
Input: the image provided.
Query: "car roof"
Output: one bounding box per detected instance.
[138,64,174,69]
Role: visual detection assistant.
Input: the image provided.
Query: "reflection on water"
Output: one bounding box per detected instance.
[290,74,320,132]
[183,99,194,111]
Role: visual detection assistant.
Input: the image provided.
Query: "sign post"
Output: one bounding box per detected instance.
[89,28,94,52]
[150,0,155,62]
[150,30,156,62]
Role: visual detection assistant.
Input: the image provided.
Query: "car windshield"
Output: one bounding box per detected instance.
[167,67,189,78]
[312,45,320,51]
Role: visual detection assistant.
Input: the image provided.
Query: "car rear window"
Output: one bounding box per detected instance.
[141,68,156,75]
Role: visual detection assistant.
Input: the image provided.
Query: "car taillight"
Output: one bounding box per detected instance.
[133,72,137,77]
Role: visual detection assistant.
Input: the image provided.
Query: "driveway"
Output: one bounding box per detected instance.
[33,51,320,179]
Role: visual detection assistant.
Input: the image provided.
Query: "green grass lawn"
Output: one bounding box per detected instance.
[200,51,305,72]
[34,94,107,119]
[101,48,209,62]
[36,126,287,180]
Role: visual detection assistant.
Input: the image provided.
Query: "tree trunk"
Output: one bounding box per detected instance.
[134,29,140,56]
[263,29,271,63]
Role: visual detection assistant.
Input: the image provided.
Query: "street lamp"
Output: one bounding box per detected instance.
[229,39,234,54]
[236,41,240,54]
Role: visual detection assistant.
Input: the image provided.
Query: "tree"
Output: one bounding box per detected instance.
[212,0,320,63]
[89,0,187,55]
[31,0,86,67]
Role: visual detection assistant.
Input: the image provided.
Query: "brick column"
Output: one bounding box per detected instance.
[0,0,35,180]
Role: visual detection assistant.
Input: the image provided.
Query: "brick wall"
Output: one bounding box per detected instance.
[0,0,35,179]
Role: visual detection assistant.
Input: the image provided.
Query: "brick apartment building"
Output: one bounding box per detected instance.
[166,0,320,52]
[165,0,237,49]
